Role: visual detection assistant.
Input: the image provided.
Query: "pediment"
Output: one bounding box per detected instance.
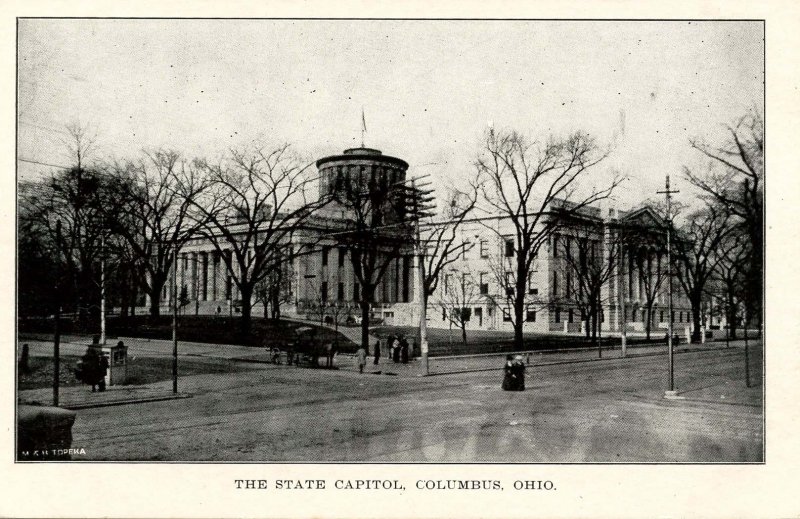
[621,206,666,229]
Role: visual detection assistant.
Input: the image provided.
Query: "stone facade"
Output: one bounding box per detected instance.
[147,146,696,337]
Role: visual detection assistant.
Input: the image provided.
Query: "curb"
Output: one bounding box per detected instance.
[426,345,740,376]
[22,393,193,410]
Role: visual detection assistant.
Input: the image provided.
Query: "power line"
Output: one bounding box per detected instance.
[18,157,73,170]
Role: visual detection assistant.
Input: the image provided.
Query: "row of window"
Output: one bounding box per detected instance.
[320,246,348,268]
[449,237,516,260]
[628,308,689,323]
[442,271,539,297]
[453,233,603,262]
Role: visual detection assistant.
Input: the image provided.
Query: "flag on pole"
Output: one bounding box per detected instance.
[361,108,367,133]
[361,108,367,147]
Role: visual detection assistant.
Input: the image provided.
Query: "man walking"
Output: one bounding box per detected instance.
[373,339,381,365]
[356,345,367,374]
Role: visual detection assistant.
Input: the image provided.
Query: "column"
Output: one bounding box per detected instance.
[224,250,232,300]
[656,251,663,304]
[211,251,219,301]
[177,253,185,297]
[144,271,153,308]
[232,253,240,300]
[165,261,172,305]
[201,252,208,301]
[190,252,198,300]
[637,248,643,301]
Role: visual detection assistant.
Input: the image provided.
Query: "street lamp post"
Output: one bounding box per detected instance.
[172,244,179,394]
[399,174,434,376]
[413,178,430,376]
[100,226,106,345]
[53,219,62,407]
[743,288,751,388]
[658,175,680,399]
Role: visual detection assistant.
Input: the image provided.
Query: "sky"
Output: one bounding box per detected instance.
[17,19,763,211]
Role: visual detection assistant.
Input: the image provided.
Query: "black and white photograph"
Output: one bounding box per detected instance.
[15,16,766,469]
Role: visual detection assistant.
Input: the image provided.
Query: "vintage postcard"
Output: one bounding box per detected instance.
[4,1,797,518]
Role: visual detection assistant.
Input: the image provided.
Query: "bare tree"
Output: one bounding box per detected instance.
[557,218,624,351]
[436,267,480,348]
[106,150,211,318]
[20,123,108,329]
[193,143,326,337]
[685,109,763,332]
[419,186,478,306]
[475,127,622,349]
[254,251,294,320]
[711,225,750,339]
[332,165,414,350]
[672,203,734,342]
[636,242,669,341]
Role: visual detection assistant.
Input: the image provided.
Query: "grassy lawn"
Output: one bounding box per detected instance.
[372,325,670,356]
[19,315,356,351]
[18,354,254,390]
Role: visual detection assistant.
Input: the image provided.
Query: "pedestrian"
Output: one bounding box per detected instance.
[501,355,515,391]
[400,336,409,364]
[356,345,367,374]
[386,335,395,362]
[324,342,334,368]
[80,347,101,392]
[373,339,381,365]
[511,355,526,391]
[98,353,109,392]
[392,336,401,363]
[19,343,30,375]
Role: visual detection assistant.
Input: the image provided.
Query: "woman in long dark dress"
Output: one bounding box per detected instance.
[501,355,515,390]
[511,355,526,391]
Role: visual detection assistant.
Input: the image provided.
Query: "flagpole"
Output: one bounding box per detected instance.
[361,108,366,147]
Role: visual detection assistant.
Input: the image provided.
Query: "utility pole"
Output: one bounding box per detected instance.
[743,288,751,388]
[413,178,430,376]
[172,244,179,394]
[53,219,62,407]
[100,224,106,345]
[619,225,627,358]
[195,254,200,316]
[658,175,680,398]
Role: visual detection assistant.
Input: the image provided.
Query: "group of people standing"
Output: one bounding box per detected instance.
[76,343,113,392]
[502,354,526,391]
[355,335,411,373]
[382,335,410,364]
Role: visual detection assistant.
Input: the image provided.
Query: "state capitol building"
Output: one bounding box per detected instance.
[149,146,694,339]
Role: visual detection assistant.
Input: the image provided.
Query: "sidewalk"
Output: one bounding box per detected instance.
[18,382,191,410]
[17,336,759,410]
[425,338,754,375]
[283,317,380,346]
[19,333,263,360]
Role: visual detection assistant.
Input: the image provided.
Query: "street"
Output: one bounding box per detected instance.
[58,341,762,462]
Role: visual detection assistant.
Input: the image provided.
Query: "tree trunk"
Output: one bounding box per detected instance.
[584,309,591,339]
[691,300,702,343]
[147,273,167,319]
[645,304,652,340]
[461,324,468,348]
[148,292,161,318]
[513,282,525,350]
[270,289,281,320]
[727,288,737,339]
[360,300,370,350]
[239,284,253,338]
